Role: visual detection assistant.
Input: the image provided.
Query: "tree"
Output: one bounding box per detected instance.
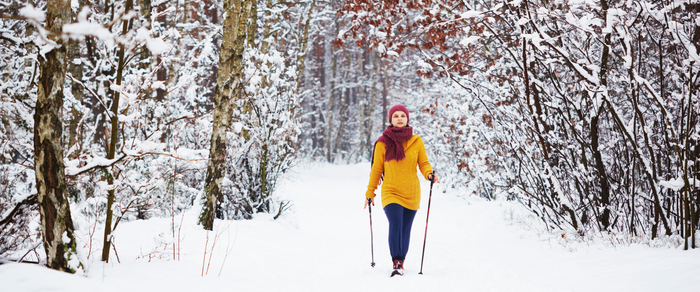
[100,0,134,263]
[199,0,255,230]
[35,0,83,272]
[337,0,700,245]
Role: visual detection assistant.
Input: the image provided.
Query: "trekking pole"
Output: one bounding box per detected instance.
[368,198,376,267]
[418,172,435,275]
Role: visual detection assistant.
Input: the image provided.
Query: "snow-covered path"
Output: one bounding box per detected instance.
[2,163,700,291]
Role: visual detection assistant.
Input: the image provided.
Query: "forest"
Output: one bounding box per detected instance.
[1,0,699,274]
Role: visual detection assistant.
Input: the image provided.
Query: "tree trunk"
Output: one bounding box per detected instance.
[66,51,83,154]
[366,52,378,159]
[333,51,351,160]
[359,47,368,160]
[691,65,698,248]
[67,4,83,156]
[156,3,167,101]
[139,0,151,71]
[199,0,252,230]
[101,0,133,262]
[203,0,218,24]
[295,1,315,93]
[36,0,81,273]
[591,104,611,230]
[682,66,695,249]
[595,1,612,230]
[326,20,338,162]
[261,0,273,56]
[381,59,388,126]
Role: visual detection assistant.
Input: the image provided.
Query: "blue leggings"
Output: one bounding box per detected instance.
[383,203,417,261]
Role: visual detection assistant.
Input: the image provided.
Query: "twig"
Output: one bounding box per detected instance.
[144,108,215,141]
[17,242,42,264]
[127,151,208,162]
[218,222,237,277]
[111,200,135,231]
[65,154,128,178]
[0,194,37,226]
[201,231,209,276]
[177,209,186,261]
[205,233,218,275]
[66,73,114,119]
[86,208,104,260]
[111,240,121,263]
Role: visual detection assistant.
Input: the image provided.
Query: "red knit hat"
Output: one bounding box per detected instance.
[389,104,409,125]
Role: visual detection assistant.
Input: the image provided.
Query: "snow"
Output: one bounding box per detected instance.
[63,7,117,48]
[377,43,386,54]
[460,10,481,19]
[659,177,686,190]
[659,177,700,191]
[2,163,700,291]
[232,122,243,134]
[459,36,480,47]
[65,155,125,176]
[71,0,80,12]
[19,4,45,22]
[134,27,170,55]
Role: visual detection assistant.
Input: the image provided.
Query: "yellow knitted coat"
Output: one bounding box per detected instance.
[365,134,433,210]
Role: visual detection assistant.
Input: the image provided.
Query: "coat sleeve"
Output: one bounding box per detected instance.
[417,136,433,180]
[366,142,385,199]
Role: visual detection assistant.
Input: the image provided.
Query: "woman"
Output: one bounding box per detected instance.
[364,104,440,277]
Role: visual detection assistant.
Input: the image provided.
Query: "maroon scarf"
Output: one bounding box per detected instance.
[371,126,413,167]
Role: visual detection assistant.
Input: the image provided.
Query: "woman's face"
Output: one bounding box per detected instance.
[391,111,408,128]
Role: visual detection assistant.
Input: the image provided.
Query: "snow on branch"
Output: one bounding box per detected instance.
[659,177,700,191]
[65,147,207,178]
[18,4,44,22]
[62,7,118,47]
[17,4,56,57]
[65,154,128,177]
[60,6,171,55]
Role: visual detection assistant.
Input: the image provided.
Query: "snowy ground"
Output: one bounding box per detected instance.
[2,163,700,291]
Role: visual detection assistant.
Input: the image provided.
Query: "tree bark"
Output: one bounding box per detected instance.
[101,0,133,262]
[66,0,87,158]
[199,0,252,230]
[590,104,611,230]
[366,52,378,159]
[67,34,83,155]
[381,59,388,126]
[594,0,612,230]
[156,4,167,101]
[139,0,151,71]
[327,19,338,162]
[682,66,694,249]
[36,0,81,273]
[295,1,315,93]
[333,51,352,160]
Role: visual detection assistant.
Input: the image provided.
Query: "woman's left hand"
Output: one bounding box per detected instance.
[428,173,440,183]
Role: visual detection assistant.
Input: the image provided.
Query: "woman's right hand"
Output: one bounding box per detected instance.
[428,173,441,183]
[364,197,374,209]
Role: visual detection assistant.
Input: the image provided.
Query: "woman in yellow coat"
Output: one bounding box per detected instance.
[364,104,440,277]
